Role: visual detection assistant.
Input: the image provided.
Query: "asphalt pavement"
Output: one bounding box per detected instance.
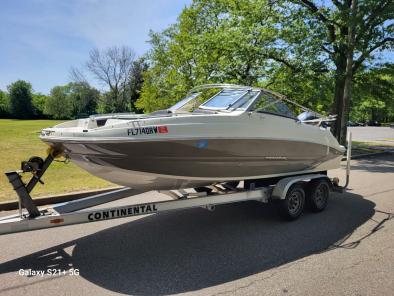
[0,154,393,295]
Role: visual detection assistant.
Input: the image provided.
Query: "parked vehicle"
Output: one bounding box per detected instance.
[365,120,381,126]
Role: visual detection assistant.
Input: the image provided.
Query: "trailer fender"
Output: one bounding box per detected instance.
[271,174,330,200]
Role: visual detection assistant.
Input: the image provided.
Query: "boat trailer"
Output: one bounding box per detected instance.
[0,135,352,235]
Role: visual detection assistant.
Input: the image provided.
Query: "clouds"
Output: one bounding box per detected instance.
[0,0,190,93]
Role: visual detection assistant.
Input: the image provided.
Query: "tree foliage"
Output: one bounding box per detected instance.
[289,0,394,143]
[138,0,288,112]
[138,0,393,142]
[45,85,73,119]
[45,82,99,119]
[68,82,99,116]
[127,58,149,112]
[0,90,9,117]
[7,80,34,119]
[32,93,48,118]
[351,64,394,123]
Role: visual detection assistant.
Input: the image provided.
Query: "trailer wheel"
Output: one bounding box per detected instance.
[277,184,305,221]
[307,179,330,212]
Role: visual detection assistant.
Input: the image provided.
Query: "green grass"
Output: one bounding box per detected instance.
[351,141,394,156]
[0,119,115,202]
[351,141,380,154]
[353,140,394,148]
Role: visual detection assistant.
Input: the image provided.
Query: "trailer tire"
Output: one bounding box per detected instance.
[306,179,330,212]
[277,184,305,221]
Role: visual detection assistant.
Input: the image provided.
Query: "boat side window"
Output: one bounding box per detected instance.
[250,93,295,118]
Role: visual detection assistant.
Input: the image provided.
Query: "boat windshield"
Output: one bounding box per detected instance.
[168,88,260,113]
[165,84,325,120]
[200,90,247,110]
[199,89,259,111]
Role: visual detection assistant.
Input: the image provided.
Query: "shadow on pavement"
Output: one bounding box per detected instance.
[0,192,377,295]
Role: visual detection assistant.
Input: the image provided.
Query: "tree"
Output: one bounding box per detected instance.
[44,83,99,119]
[351,64,394,123]
[137,0,334,112]
[7,80,34,119]
[127,58,149,112]
[32,93,48,118]
[45,85,73,119]
[68,82,99,116]
[0,90,9,118]
[86,46,136,112]
[138,0,393,144]
[71,46,147,113]
[288,0,394,143]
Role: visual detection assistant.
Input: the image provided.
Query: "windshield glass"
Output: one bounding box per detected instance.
[229,91,260,110]
[168,92,201,113]
[250,93,295,118]
[200,90,248,110]
[167,87,259,113]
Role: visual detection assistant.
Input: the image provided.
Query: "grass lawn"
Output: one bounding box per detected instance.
[351,141,380,154]
[0,119,115,202]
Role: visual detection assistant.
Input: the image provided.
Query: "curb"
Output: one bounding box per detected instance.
[0,187,121,212]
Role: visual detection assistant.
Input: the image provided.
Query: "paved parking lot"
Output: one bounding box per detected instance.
[0,154,393,295]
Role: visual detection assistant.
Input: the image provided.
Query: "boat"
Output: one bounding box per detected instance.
[39,84,345,190]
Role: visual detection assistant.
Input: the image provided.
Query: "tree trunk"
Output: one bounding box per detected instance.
[340,0,357,146]
[332,0,357,146]
[332,56,347,141]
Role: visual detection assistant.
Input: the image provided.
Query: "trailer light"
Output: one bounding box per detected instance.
[50,218,64,224]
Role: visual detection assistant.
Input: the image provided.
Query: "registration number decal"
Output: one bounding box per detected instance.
[127,126,168,136]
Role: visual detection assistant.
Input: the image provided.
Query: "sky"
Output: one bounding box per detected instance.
[0,0,191,94]
[0,1,392,94]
